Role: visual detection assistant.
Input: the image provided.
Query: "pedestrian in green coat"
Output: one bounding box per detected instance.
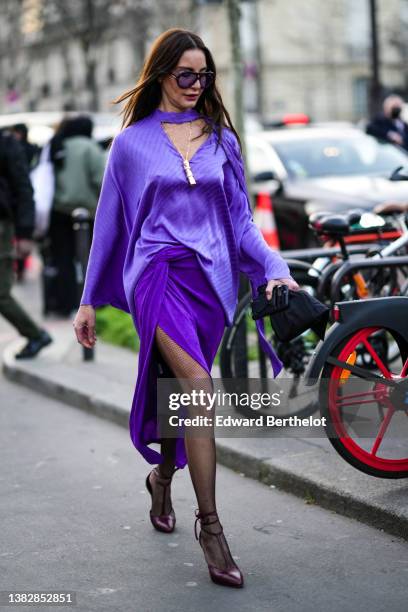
[46,116,107,316]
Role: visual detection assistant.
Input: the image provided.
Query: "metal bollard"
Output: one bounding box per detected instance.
[72,207,94,361]
[235,271,249,378]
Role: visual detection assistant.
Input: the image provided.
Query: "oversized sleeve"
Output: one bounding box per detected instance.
[223,130,291,293]
[79,136,130,313]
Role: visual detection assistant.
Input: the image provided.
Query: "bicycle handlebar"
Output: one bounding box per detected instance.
[281,243,379,262]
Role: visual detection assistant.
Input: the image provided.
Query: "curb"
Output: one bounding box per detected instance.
[214,445,408,540]
[3,342,408,542]
[2,342,130,431]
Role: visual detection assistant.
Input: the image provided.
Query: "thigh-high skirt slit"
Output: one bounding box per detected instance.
[130,244,226,469]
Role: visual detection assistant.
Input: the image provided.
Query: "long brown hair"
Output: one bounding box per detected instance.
[112,28,242,152]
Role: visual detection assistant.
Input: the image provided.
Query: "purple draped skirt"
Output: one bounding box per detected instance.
[129,244,226,469]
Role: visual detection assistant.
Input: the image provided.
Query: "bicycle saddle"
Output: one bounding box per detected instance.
[309,210,363,235]
[308,211,331,228]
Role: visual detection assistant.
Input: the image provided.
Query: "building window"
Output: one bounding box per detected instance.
[345,0,369,61]
[62,78,72,92]
[41,83,51,97]
[352,76,369,119]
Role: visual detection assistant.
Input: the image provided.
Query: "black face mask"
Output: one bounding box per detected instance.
[391,106,402,119]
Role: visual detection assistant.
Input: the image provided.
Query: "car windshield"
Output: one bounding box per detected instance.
[271,133,408,179]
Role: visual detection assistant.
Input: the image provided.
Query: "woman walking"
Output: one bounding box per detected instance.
[73,28,298,588]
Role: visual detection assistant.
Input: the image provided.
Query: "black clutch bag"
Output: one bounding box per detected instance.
[251,283,289,320]
[251,284,330,343]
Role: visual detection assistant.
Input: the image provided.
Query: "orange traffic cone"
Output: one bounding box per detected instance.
[253,191,280,249]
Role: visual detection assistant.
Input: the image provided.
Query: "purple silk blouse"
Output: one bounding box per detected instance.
[80,106,291,375]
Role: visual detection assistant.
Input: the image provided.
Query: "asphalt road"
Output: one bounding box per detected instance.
[1,363,408,612]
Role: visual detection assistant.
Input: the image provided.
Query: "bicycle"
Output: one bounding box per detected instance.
[305,295,408,478]
[220,208,407,418]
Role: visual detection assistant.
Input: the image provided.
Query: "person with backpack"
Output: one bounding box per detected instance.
[0,129,52,358]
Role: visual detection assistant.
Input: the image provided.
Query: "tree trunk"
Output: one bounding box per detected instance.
[226,0,250,377]
[83,0,99,111]
[226,0,247,165]
[81,40,99,112]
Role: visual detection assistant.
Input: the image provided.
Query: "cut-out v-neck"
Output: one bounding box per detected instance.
[160,120,212,163]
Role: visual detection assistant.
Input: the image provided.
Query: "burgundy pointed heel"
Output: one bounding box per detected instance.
[194,509,244,588]
[145,466,179,533]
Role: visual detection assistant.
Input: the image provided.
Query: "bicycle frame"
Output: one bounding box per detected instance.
[281,243,380,263]
[302,213,408,302]
[330,256,408,303]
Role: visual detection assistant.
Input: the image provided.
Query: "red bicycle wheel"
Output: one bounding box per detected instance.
[320,327,408,478]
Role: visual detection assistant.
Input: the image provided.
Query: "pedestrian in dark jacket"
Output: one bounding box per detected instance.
[10,123,41,169]
[0,129,53,358]
[366,94,408,151]
[9,123,41,281]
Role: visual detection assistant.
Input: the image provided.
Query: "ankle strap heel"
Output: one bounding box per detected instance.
[194,508,244,588]
[194,509,223,541]
[145,466,179,534]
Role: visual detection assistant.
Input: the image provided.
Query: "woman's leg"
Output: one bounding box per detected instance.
[146,434,178,517]
[154,324,238,571]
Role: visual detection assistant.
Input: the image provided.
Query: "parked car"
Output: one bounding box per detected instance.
[0,111,121,148]
[246,123,408,248]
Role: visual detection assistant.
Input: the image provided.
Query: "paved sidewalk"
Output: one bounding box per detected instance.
[3,320,408,540]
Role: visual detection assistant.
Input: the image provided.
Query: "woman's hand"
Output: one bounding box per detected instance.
[265,277,300,300]
[73,305,97,348]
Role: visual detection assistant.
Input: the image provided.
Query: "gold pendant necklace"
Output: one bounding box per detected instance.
[163,121,197,186]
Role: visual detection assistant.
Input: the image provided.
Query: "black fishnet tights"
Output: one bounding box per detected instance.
[153,324,238,571]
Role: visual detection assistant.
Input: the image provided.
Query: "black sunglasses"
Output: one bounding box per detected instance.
[168,70,215,90]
